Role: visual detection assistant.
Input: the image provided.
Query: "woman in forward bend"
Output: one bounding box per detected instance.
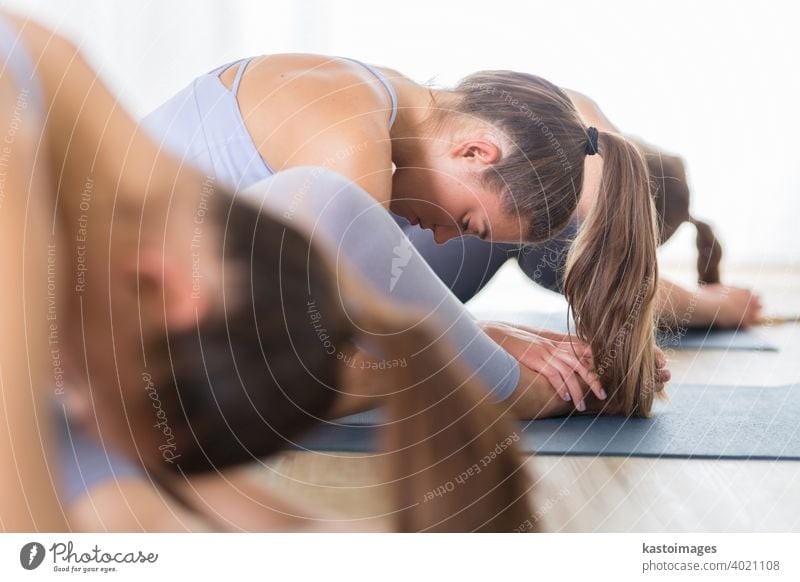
[146,54,671,419]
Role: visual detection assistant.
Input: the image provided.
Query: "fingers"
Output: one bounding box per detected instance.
[512,338,575,406]
[570,341,596,368]
[530,339,604,411]
[747,294,764,326]
[540,341,604,411]
[533,351,589,412]
[737,295,761,329]
[547,357,588,411]
[553,348,604,402]
[654,347,666,370]
[655,366,671,392]
[653,346,670,392]
[542,367,572,404]
[548,352,609,412]
[555,335,596,371]
[708,286,764,329]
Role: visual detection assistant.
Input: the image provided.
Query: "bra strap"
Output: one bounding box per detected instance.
[339,57,398,128]
[0,16,44,113]
[231,57,254,96]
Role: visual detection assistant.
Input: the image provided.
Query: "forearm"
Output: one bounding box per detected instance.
[0,356,66,531]
[175,467,344,532]
[67,479,214,532]
[335,343,570,423]
[656,278,716,328]
[0,76,66,531]
[506,366,571,419]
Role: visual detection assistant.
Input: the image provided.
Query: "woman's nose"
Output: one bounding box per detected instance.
[433,226,460,244]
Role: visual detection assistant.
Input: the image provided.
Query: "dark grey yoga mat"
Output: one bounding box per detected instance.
[296,383,800,460]
[658,327,777,351]
[470,309,778,351]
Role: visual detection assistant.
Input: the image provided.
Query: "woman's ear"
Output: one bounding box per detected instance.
[136,249,211,332]
[451,136,501,166]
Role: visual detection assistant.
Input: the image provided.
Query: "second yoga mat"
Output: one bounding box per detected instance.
[469,309,778,351]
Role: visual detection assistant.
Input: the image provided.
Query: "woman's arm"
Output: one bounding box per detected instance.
[170,466,387,532]
[243,167,587,419]
[67,478,213,532]
[657,278,763,329]
[10,14,190,220]
[0,73,67,531]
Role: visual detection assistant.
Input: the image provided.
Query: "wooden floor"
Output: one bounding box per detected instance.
[255,263,800,532]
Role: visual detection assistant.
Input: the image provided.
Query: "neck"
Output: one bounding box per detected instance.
[389,79,457,169]
[577,155,604,219]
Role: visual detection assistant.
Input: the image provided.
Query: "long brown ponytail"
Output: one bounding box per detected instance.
[637,139,722,285]
[691,218,722,285]
[564,131,660,417]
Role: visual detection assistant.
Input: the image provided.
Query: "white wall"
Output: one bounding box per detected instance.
[3,0,798,265]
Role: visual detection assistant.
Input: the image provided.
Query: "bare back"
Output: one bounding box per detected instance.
[220,54,397,202]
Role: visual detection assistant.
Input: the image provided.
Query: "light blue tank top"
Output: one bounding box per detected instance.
[0,15,44,114]
[143,56,398,192]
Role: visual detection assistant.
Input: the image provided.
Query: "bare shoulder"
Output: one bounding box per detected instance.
[562,87,596,107]
[4,12,80,63]
[233,54,394,132]
[233,54,395,201]
[562,87,619,132]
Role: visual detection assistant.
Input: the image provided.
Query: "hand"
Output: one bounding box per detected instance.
[654,347,670,393]
[478,321,605,412]
[698,284,763,329]
[518,326,670,392]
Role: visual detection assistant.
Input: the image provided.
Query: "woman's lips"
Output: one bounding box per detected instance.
[411,216,439,233]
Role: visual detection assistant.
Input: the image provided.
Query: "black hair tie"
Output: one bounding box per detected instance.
[585,126,599,156]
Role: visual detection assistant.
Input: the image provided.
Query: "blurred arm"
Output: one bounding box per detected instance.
[0,74,67,531]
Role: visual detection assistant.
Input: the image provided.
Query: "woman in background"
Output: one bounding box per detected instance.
[0,13,533,533]
[568,90,761,327]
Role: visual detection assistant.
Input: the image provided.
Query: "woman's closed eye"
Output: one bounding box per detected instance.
[461,218,488,241]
